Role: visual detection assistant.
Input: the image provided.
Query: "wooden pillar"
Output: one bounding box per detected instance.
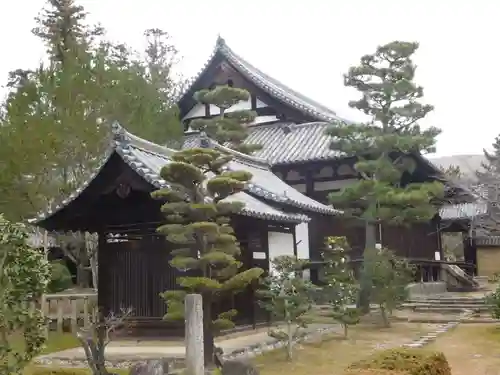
[97,231,108,315]
[292,224,298,257]
[433,216,444,261]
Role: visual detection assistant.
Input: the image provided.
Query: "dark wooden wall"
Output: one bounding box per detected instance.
[308,215,439,263]
[99,235,180,319]
[98,214,273,335]
[381,222,439,260]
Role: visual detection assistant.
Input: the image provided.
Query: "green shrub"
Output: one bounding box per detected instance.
[486,284,500,319]
[47,260,73,293]
[30,368,90,375]
[348,347,451,375]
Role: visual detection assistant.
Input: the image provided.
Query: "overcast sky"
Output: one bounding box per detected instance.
[1,0,497,157]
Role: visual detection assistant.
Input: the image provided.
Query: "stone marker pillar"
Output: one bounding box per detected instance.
[185,294,204,375]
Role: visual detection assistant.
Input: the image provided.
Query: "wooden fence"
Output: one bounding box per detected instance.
[41,292,98,333]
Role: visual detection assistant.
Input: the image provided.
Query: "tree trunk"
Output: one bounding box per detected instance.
[203,294,214,367]
[286,320,293,361]
[89,253,98,290]
[343,323,348,339]
[357,222,376,314]
[85,232,98,290]
[76,264,89,289]
[380,305,390,327]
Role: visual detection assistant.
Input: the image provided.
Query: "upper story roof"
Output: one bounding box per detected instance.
[176,37,347,123]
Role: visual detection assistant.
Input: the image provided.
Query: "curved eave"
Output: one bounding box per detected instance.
[246,182,341,216]
[184,133,341,216]
[207,137,340,215]
[220,46,342,123]
[27,149,115,226]
[438,201,488,222]
[176,37,348,124]
[30,123,309,227]
[240,208,309,224]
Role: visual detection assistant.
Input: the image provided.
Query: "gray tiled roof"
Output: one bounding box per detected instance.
[476,235,500,246]
[185,124,482,221]
[184,122,339,166]
[29,123,311,226]
[182,133,340,216]
[439,202,488,221]
[177,37,347,123]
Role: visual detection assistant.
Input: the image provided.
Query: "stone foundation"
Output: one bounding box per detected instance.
[406,282,447,297]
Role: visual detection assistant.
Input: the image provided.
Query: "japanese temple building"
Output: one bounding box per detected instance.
[30,37,485,331]
[31,122,338,332]
[180,37,480,281]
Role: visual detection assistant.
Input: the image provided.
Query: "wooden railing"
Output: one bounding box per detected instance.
[307,258,476,284]
[349,258,476,283]
[41,292,98,333]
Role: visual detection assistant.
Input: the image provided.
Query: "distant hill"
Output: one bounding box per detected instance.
[428,154,486,183]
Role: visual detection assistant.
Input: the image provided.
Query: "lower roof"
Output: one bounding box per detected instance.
[29,123,312,228]
[182,132,340,216]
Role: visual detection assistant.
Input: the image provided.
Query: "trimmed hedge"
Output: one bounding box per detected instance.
[348,347,451,375]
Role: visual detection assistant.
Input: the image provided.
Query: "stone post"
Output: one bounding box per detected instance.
[185,294,204,375]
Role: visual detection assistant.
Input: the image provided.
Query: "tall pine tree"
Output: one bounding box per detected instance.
[482,136,500,173]
[326,41,444,312]
[0,0,185,220]
[32,0,103,65]
[474,135,500,234]
[190,86,262,155]
[152,148,264,366]
[0,0,107,220]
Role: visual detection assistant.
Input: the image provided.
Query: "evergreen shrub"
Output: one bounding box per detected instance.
[348,348,451,375]
[48,260,73,293]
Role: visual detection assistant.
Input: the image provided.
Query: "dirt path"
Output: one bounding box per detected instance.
[428,324,500,375]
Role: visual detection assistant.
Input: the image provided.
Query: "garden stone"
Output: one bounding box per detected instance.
[221,359,260,375]
[129,359,172,375]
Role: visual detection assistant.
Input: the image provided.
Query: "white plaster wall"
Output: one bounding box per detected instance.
[295,223,310,259]
[256,98,268,108]
[314,178,358,191]
[268,231,295,274]
[183,104,206,120]
[184,97,272,120]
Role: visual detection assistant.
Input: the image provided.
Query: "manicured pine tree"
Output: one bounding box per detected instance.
[326,41,444,312]
[152,148,264,366]
[320,236,360,338]
[190,86,262,155]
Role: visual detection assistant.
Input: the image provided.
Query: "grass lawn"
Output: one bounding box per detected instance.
[427,324,500,375]
[252,317,437,375]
